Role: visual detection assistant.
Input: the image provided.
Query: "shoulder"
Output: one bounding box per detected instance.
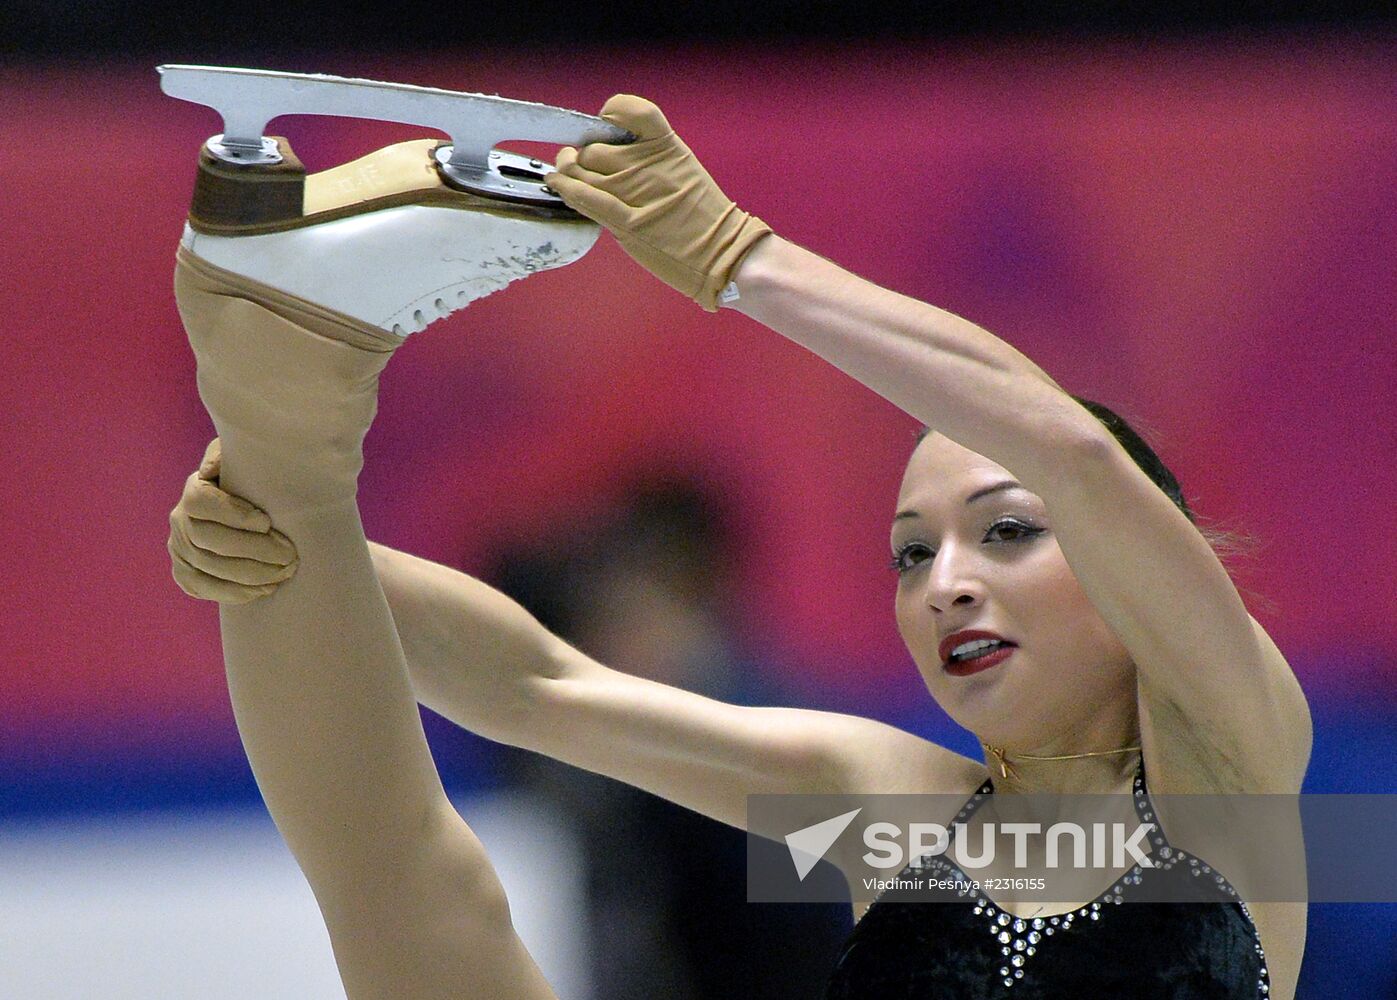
[810,713,989,798]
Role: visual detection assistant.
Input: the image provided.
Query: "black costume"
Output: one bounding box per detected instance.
[826,760,1270,999]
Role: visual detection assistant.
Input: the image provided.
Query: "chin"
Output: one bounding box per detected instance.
[922,669,1016,728]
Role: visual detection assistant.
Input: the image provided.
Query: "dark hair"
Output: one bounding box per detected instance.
[914,395,1269,611]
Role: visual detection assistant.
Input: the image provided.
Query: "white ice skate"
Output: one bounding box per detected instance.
[160,65,633,336]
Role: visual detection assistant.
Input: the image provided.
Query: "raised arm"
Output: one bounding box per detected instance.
[548,95,1311,803]
[726,234,1311,786]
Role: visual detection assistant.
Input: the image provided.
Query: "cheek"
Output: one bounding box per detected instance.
[1033,553,1133,664]
[893,586,939,667]
[893,586,918,645]
[1005,549,1097,648]
[1044,558,1092,615]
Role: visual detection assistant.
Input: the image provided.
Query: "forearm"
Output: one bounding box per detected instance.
[729,236,1096,486]
[368,542,555,745]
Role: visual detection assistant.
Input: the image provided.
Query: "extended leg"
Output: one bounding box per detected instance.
[175,236,559,1000]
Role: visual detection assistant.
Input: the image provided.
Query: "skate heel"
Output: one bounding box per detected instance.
[190,137,308,234]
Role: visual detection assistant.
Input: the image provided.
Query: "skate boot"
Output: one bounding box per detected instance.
[162,64,633,336]
[164,66,633,512]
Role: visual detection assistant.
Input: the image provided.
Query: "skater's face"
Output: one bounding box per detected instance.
[891,433,1135,746]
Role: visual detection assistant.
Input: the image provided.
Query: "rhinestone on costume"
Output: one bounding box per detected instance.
[1013,939,1027,952]
[1004,978,1014,987]
[1031,918,1044,929]
[999,930,1012,944]
[1090,911,1100,920]
[1011,955,1025,968]
[998,913,1011,926]
[1013,919,1026,933]
[1028,931,1040,944]
[1044,927,1054,936]
[1014,970,1024,979]
[1026,947,1035,956]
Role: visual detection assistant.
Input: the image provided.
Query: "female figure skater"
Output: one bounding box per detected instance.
[168,95,1310,998]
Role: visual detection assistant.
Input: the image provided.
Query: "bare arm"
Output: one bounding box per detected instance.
[728,236,1089,490]
[550,95,1307,802]
[172,456,983,856]
[728,236,1311,795]
[368,542,987,840]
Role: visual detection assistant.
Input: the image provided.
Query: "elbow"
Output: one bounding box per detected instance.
[1012,403,1115,497]
[1056,406,1121,461]
[1284,682,1315,788]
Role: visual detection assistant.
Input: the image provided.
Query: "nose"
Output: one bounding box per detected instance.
[922,540,984,613]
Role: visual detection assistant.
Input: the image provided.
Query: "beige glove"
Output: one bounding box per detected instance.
[548,95,772,311]
[167,438,298,604]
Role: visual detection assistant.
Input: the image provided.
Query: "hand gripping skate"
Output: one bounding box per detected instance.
[159,65,635,335]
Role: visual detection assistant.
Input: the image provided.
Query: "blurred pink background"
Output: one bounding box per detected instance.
[2,37,1393,773]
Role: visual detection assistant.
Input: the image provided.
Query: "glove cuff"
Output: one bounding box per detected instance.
[697,212,774,312]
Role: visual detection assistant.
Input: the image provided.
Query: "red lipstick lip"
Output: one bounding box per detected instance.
[943,644,1015,676]
[939,630,1016,667]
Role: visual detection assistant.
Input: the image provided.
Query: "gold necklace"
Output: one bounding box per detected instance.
[980,742,1142,781]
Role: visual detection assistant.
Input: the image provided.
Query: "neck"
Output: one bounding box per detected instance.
[978,739,1142,796]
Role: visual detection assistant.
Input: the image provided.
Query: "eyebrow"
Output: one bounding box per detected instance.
[893,480,1025,521]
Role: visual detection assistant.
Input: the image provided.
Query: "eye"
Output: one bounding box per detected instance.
[986,517,1042,542]
[888,519,1043,575]
[889,542,933,575]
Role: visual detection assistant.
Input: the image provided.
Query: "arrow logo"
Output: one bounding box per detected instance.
[784,808,862,880]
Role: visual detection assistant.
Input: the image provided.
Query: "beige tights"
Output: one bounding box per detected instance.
[175,246,461,916]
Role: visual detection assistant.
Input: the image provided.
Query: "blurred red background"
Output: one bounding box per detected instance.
[2,38,1393,784]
